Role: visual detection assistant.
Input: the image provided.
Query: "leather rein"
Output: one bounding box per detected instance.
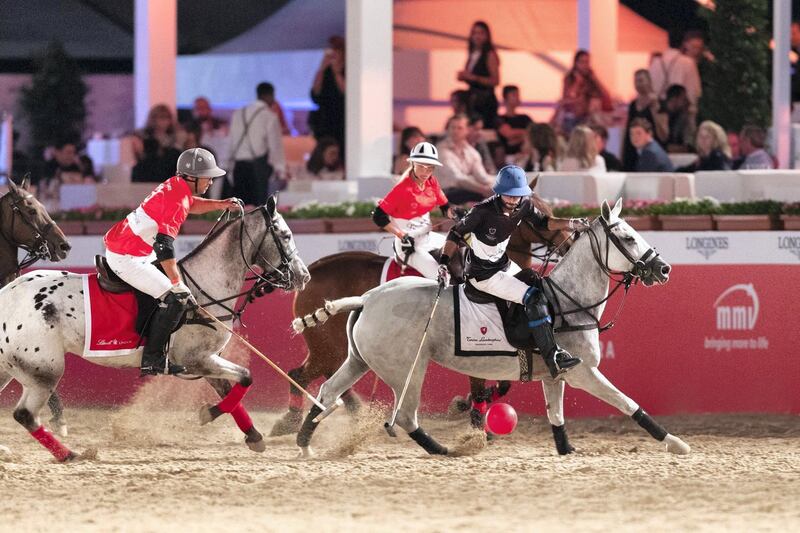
[178,206,297,325]
[543,216,661,334]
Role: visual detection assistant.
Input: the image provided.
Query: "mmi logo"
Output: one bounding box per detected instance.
[714,283,759,331]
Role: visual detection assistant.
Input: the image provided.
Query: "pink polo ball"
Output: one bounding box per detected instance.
[484,403,518,435]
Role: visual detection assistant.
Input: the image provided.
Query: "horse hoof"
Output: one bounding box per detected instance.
[199,404,215,426]
[269,410,303,437]
[664,434,690,455]
[49,418,68,437]
[447,396,470,417]
[246,437,266,453]
[297,446,314,459]
[64,448,98,463]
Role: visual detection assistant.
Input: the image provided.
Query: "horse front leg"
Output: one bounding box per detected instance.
[565,366,690,455]
[541,377,574,455]
[47,391,69,437]
[195,355,265,453]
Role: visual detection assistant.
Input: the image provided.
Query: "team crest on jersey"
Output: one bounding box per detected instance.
[488,227,496,235]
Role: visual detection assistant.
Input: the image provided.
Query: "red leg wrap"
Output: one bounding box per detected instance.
[472,400,488,415]
[30,426,72,461]
[217,383,250,413]
[230,404,254,433]
[288,393,304,411]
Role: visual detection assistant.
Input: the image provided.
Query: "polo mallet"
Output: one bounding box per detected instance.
[384,282,445,437]
[198,307,343,420]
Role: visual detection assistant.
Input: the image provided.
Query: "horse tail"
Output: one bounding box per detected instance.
[291,296,364,333]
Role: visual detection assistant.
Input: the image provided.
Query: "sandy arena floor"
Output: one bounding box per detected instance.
[0,380,798,533]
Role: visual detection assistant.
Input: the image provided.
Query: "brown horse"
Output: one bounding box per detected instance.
[270,193,572,436]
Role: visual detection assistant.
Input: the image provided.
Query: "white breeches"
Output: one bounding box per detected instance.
[468,261,529,304]
[106,250,172,299]
[393,231,445,279]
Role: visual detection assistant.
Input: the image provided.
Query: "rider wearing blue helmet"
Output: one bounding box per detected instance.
[438,165,590,378]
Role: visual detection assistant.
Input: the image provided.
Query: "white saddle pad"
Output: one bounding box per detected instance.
[453,284,517,356]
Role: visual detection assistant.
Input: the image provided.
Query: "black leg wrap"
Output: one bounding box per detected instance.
[287,367,304,395]
[551,424,575,455]
[632,408,668,441]
[208,405,223,421]
[469,408,484,429]
[296,405,323,448]
[408,427,448,455]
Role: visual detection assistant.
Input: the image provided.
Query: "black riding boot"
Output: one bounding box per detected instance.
[524,289,581,379]
[140,292,188,377]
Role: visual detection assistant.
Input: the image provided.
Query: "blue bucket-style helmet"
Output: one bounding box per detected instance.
[492,165,532,197]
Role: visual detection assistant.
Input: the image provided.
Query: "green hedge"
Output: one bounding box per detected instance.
[50,199,799,222]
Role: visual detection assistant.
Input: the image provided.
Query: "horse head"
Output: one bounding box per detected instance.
[2,177,71,262]
[246,195,310,292]
[589,198,671,287]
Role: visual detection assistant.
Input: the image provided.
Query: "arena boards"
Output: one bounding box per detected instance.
[10,231,799,415]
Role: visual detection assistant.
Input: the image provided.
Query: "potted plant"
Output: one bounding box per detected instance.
[287,201,377,233]
[650,198,719,231]
[622,200,662,231]
[712,200,781,231]
[82,206,130,235]
[51,210,86,236]
[781,203,800,230]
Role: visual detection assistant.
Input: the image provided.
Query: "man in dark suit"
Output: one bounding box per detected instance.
[629,118,674,172]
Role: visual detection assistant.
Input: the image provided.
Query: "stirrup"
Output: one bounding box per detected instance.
[544,350,581,379]
[140,363,186,377]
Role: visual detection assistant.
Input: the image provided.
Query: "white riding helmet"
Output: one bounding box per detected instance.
[407,141,442,167]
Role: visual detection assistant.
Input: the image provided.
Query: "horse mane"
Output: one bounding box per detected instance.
[531,193,554,217]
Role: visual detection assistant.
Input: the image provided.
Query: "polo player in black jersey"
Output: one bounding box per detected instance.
[437,165,590,378]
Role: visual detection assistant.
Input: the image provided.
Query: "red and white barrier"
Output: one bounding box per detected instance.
[4,232,799,416]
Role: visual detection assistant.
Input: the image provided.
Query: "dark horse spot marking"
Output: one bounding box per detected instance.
[16,324,22,330]
[4,337,8,344]
[42,303,57,324]
[33,293,47,305]
[39,287,47,293]
[2,323,4,332]
[70,308,75,312]
[65,313,73,318]
[67,295,73,299]
[34,347,39,352]
[58,282,64,287]
[49,285,57,291]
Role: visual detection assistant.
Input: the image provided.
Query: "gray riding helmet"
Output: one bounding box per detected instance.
[176,148,226,178]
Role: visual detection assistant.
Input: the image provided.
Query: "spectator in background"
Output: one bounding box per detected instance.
[727,131,741,161]
[629,118,674,172]
[259,83,291,135]
[622,69,666,171]
[310,35,345,150]
[43,140,95,183]
[662,84,695,153]
[791,21,800,104]
[394,126,426,175]
[736,125,774,170]
[513,123,559,172]
[560,125,606,173]
[553,50,612,135]
[649,30,702,114]
[301,136,344,181]
[228,82,287,205]
[467,114,496,174]
[133,104,185,162]
[436,114,494,204]
[496,85,533,160]
[132,137,181,183]
[590,124,622,171]
[185,97,227,143]
[457,21,500,128]
[677,121,732,172]
[450,90,470,116]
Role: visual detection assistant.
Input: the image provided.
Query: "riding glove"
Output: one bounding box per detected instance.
[569,218,591,232]
[437,264,450,289]
[400,234,415,253]
[170,280,197,306]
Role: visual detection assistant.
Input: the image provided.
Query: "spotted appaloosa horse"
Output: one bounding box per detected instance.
[0,197,310,461]
[271,191,571,436]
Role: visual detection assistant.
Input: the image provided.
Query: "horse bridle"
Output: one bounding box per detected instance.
[0,191,56,279]
[544,215,661,333]
[179,204,297,324]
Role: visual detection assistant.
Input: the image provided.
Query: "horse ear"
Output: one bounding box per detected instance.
[601,200,611,221]
[612,197,623,218]
[528,174,539,191]
[20,173,30,191]
[265,195,277,217]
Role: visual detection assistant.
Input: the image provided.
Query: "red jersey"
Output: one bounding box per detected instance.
[378,175,448,220]
[104,176,194,257]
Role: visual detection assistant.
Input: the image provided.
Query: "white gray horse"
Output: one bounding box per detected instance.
[0,197,310,461]
[296,199,690,456]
